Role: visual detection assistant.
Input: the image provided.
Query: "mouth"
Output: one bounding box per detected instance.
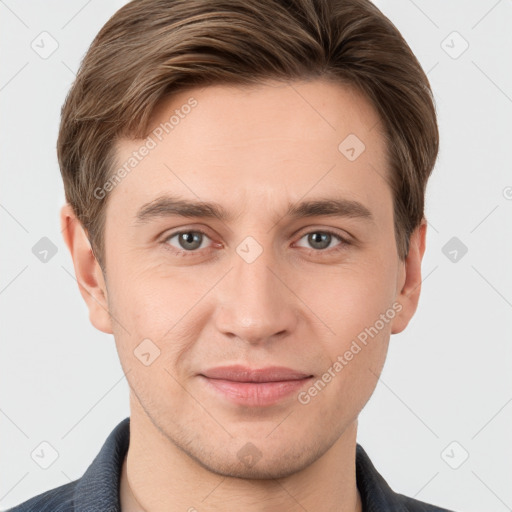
[199,365,314,406]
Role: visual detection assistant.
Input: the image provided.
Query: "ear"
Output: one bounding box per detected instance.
[390,218,427,335]
[60,203,113,334]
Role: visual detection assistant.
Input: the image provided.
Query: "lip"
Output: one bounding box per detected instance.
[199,365,313,406]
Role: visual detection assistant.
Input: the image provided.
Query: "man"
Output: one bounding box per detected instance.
[8,0,456,510]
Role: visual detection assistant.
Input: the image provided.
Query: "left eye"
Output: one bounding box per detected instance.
[295,231,345,251]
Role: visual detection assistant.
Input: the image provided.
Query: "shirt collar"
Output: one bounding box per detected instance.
[74,416,130,512]
[73,416,407,512]
[356,443,409,512]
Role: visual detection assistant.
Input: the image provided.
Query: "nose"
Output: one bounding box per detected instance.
[213,240,299,346]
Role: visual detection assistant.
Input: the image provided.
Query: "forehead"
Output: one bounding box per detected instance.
[109,78,391,223]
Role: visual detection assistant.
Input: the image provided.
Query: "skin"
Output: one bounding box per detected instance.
[61,78,427,512]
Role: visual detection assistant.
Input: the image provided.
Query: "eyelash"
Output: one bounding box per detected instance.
[161,228,351,258]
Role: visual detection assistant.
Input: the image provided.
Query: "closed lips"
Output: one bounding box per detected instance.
[200,365,313,382]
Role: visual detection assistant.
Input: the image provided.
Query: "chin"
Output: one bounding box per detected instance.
[180,436,326,481]
[195,454,312,480]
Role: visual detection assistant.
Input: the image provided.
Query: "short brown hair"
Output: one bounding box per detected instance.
[57,0,439,270]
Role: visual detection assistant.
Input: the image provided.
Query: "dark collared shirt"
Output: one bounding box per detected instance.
[6,417,455,511]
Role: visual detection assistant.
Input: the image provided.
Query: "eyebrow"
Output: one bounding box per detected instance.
[134,195,374,225]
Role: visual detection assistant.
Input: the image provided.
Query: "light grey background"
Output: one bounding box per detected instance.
[1,1,511,511]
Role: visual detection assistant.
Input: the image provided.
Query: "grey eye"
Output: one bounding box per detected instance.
[296,232,342,251]
[166,231,210,251]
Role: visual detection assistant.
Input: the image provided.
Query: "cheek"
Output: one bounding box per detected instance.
[108,256,186,324]
[301,270,394,420]
[106,273,172,363]
[107,265,209,368]
[301,256,398,343]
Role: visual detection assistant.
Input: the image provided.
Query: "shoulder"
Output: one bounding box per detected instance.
[4,480,78,512]
[355,443,457,512]
[5,417,130,512]
[395,492,456,512]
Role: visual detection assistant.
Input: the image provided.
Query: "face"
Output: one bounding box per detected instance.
[67,78,423,479]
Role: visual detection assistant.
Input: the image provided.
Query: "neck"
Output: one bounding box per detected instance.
[120,399,363,512]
